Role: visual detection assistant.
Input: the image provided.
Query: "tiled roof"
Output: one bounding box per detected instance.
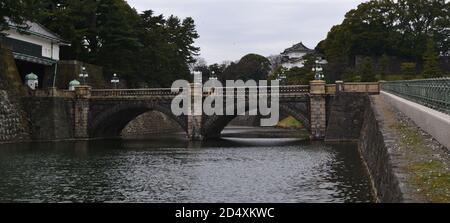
[6,18,69,44]
[282,42,313,54]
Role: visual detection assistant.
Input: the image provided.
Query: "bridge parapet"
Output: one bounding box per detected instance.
[29,81,379,99]
[206,85,310,97]
[90,88,177,98]
[341,82,380,94]
[75,86,91,99]
[326,84,337,94]
[382,77,450,115]
[30,87,75,98]
[86,85,311,99]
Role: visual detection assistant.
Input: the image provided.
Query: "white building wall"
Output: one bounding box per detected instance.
[4,29,60,60]
[282,60,305,69]
[286,52,307,59]
[52,44,60,60]
[281,52,307,69]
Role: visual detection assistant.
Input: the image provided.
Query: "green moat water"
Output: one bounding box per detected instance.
[0,128,374,203]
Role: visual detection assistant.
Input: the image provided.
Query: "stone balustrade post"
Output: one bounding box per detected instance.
[335,80,344,94]
[74,86,91,138]
[309,80,327,140]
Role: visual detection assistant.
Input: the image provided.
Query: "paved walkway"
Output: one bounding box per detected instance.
[372,95,450,202]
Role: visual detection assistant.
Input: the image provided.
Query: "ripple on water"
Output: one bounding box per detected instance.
[0,136,374,203]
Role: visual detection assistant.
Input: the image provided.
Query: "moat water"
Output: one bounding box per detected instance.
[0,127,374,203]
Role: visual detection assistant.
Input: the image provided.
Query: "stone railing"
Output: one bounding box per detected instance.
[90,88,177,98]
[30,88,75,98]
[279,85,310,94]
[29,81,380,99]
[382,78,450,115]
[312,81,380,95]
[203,85,310,97]
[341,82,380,94]
[326,84,337,94]
[89,85,311,98]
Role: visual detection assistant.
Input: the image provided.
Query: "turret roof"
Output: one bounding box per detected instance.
[282,42,314,54]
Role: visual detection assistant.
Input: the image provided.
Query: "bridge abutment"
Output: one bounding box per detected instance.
[187,83,203,141]
[187,115,203,140]
[309,80,327,140]
[74,86,91,138]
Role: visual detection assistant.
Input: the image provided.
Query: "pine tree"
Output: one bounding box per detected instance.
[401,62,417,77]
[35,0,200,87]
[379,54,390,79]
[0,0,36,33]
[360,57,376,82]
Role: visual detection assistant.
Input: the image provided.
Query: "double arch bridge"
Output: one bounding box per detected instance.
[30,81,380,141]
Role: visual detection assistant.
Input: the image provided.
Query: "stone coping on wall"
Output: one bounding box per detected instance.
[381,91,450,150]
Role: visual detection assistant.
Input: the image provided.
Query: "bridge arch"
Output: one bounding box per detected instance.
[89,101,187,138]
[201,102,310,139]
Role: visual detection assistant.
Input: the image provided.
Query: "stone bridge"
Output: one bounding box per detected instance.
[27,81,380,141]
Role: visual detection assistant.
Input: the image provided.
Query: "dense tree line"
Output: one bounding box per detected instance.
[316,0,449,81]
[192,54,271,83]
[1,0,200,87]
[219,54,271,82]
[0,0,36,33]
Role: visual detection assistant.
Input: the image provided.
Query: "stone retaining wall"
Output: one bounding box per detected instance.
[0,91,28,141]
[358,95,403,202]
[326,93,404,202]
[325,93,366,142]
[0,45,30,142]
[22,97,74,140]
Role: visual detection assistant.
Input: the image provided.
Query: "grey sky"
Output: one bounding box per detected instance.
[127,0,367,64]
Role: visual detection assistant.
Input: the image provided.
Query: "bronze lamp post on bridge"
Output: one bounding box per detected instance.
[79,66,89,85]
[111,73,120,89]
[313,58,327,81]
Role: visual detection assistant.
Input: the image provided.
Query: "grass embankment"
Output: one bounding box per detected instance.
[392,121,450,202]
[277,116,310,139]
[277,116,303,129]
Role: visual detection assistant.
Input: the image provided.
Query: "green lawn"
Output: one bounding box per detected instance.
[277,116,303,129]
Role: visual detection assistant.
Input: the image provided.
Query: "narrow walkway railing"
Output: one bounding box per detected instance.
[382,77,450,115]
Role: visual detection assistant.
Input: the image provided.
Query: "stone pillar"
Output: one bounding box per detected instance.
[187,83,203,141]
[74,86,91,138]
[336,80,344,93]
[309,80,327,140]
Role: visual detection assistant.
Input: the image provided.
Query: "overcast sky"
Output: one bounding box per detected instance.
[127,0,368,64]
